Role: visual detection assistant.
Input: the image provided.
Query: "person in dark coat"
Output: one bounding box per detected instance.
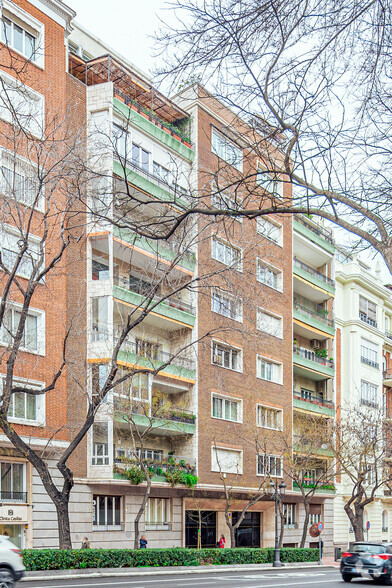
[140,535,148,548]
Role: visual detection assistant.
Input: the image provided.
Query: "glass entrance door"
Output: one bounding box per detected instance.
[185,511,217,548]
[0,524,23,548]
[232,512,261,547]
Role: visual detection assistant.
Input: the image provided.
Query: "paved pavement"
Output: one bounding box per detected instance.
[19,567,353,587]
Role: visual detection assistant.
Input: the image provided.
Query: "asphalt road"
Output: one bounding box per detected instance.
[19,567,384,588]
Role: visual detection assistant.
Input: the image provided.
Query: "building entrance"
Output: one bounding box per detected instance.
[0,524,23,548]
[232,512,261,547]
[185,510,217,548]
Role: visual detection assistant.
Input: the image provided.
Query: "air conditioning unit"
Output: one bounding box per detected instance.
[213,354,223,365]
[310,339,321,349]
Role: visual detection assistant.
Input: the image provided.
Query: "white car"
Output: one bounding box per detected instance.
[0,536,25,587]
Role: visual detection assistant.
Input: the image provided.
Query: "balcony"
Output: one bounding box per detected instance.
[359,312,377,329]
[293,298,335,338]
[384,370,392,386]
[294,217,335,254]
[113,226,196,273]
[0,491,27,503]
[116,339,196,382]
[115,407,196,436]
[114,453,196,480]
[293,347,335,380]
[386,330,392,342]
[113,276,196,329]
[293,390,335,417]
[293,257,335,296]
[361,356,379,369]
[292,481,336,494]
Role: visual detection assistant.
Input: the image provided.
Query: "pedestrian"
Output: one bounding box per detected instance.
[140,535,148,548]
[81,536,90,549]
[219,534,226,548]
[319,538,324,558]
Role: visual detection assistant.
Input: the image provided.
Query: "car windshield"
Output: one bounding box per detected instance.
[351,545,385,554]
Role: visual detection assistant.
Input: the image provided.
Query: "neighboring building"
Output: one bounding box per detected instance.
[291,216,336,553]
[334,253,392,549]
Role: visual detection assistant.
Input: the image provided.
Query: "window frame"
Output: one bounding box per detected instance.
[211,128,243,172]
[0,70,45,138]
[211,288,243,322]
[93,494,123,531]
[257,454,283,477]
[211,393,243,423]
[145,497,171,530]
[0,148,44,211]
[283,503,297,528]
[0,302,45,355]
[360,337,379,369]
[257,307,283,338]
[1,375,45,426]
[211,340,243,372]
[256,165,283,199]
[211,446,243,474]
[256,404,283,430]
[256,258,283,292]
[1,225,42,280]
[0,1,44,68]
[360,379,378,408]
[256,216,283,246]
[256,355,283,385]
[211,235,243,271]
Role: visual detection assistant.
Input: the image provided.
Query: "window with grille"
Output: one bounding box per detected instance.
[257,405,282,430]
[360,338,379,368]
[257,259,283,291]
[359,296,377,327]
[93,495,122,530]
[146,498,171,530]
[283,504,296,528]
[211,236,242,270]
[212,394,241,422]
[257,356,282,384]
[211,289,242,322]
[0,462,25,502]
[257,454,282,477]
[212,341,242,371]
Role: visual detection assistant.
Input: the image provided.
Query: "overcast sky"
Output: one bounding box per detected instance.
[67,0,169,77]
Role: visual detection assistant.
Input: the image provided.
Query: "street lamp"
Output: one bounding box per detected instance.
[268,479,287,567]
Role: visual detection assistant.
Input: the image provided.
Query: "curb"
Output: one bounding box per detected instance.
[21,562,332,582]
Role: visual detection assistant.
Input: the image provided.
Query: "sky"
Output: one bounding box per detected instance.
[67,0,169,77]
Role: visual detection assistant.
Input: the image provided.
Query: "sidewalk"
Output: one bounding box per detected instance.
[322,556,340,568]
[21,561,333,582]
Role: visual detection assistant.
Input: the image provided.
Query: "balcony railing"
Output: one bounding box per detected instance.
[293,257,335,287]
[293,299,334,327]
[114,276,196,315]
[384,370,392,380]
[293,347,334,369]
[293,390,335,409]
[127,402,196,425]
[114,453,196,474]
[386,330,392,341]
[116,338,196,372]
[295,216,334,244]
[359,312,377,328]
[0,491,27,503]
[361,356,379,369]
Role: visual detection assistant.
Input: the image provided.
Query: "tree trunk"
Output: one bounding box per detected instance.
[229,523,236,548]
[133,475,152,549]
[55,496,72,549]
[300,501,310,548]
[354,508,365,541]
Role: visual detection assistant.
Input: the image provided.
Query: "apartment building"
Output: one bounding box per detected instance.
[334,254,392,549]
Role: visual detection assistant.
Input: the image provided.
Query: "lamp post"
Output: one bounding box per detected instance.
[268,479,287,567]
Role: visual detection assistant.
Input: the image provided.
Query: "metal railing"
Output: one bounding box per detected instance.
[115,338,196,372]
[118,158,190,202]
[359,312,377,328]
[0,491,27,503]
[293,347,334,369]
[293,299,334,327]
[293,257,335,287]
[114,276,195,315]
[361,356,379,369]
[386,330,392,341]
[114,453,196,472]
[384,370,392,380]
[295,216,334,244]
[293,390,335,409]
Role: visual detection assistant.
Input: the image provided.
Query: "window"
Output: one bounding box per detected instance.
[365,465,375,486]
[1,227,41,279]
[131,374,149,402]
[112,123,127,160]
[257,405,282,430]
[212,447,243,474]
[0,462,25,502]
[257,259,283,291]
[1,150,40,208]
[359,296,377,328]
[257,308,283,338]
[92,364,109,403]
[146,498,171,530]
[310,513,322,525]
[2,375,45,426]
[93,495,122,530]
[361,338,379,369]
[132,143,150,172]
[92,422,109,466]
[1,305,43,353]
[91,296,109,342]
[361,380,378,408]
[1,8,40,63]
[135,338,159,360]
[211,192,242,220]
[256,217,283,245]
[383,510,388,533]
[257,356,283,384]
[211,129,242,171]
[212,394,241,422]
[136,448,163,461]
[256,167,283,198]
[0,70,44,138]
[212,341,242,371]
[211,236,242,270]
[257,454,282,477]
[211,289,242,322]
[283,504,296,528]
[153,162,170,185]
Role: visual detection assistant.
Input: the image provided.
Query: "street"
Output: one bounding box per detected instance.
[19,567,384,588]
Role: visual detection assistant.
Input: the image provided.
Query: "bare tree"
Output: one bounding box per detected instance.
[155,0,392,272]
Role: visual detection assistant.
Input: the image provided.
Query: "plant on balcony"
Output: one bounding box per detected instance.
[314,348,327,358]
[116,465,147,485]
[317,308,329,318]
[164,469,198,487]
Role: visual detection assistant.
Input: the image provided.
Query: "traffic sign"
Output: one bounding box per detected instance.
[366,521,370,530]
[317,522,324,533]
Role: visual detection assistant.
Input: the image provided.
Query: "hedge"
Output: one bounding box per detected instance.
[21,547,319,571]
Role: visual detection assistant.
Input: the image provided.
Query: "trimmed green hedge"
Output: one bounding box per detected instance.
[21,547,319,571]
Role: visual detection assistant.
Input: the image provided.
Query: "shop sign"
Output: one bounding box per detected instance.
[0,505,28,523]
